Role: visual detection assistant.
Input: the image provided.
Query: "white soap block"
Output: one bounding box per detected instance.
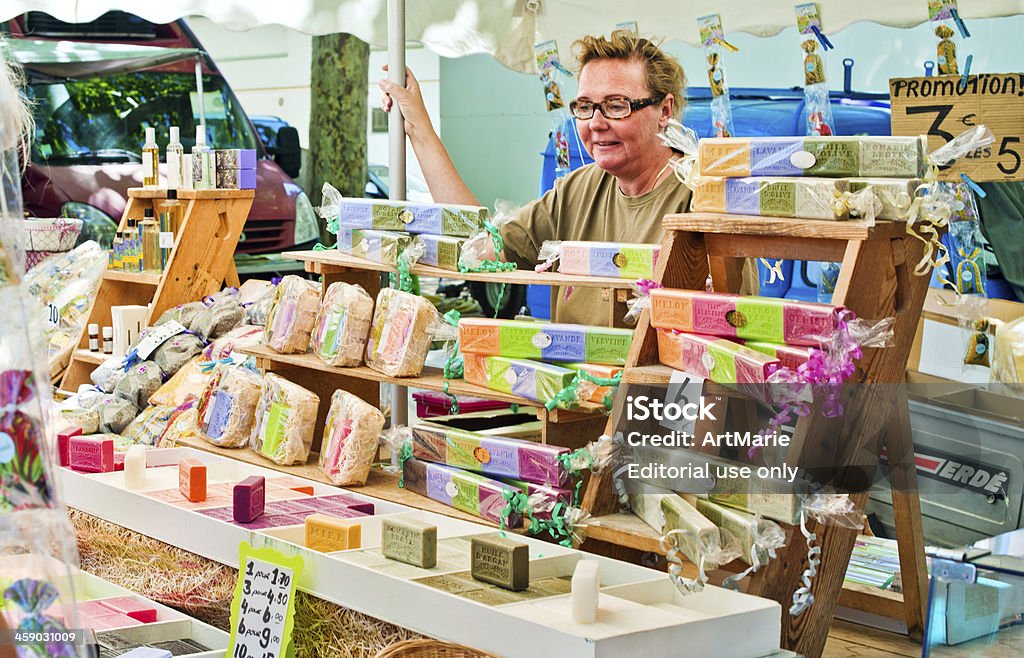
[124,444,147,489]
[571,559,600,623]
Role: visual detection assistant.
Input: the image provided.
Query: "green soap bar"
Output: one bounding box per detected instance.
[382,517,438,569]
[471,534,529,591]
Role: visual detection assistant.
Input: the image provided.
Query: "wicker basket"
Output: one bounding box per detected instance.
[23,217,83,252]
[375,639,501,658]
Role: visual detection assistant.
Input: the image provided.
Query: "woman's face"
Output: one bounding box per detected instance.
[576,58,672,180]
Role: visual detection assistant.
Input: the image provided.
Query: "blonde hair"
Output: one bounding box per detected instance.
[0,38,33,158]
[572,30,687,118]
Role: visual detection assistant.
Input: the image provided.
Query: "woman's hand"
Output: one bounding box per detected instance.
[379,65,433,141]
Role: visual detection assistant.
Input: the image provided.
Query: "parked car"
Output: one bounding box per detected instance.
[5,11,319,254]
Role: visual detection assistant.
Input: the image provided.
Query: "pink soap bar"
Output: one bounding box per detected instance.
[97,596,157,623]
[57,427,82,467]
[76,600,114,619]
[88,613,143,630]
[69,435,115,473]
[114,453,126,471]
[233,476,266,523]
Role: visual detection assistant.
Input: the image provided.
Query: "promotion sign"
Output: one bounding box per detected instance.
[889,73,1024,182]
[227,542,302,658]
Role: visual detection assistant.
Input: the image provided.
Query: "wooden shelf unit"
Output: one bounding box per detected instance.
[580,212,931,658]
[60,187,253,389]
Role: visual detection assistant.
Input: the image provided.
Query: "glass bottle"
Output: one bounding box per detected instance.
[159,188,187,235]
[142,127,159,188]
[124,219,140,272]
[111,232,123,270]
[191,126,212,190]
[141,211,161,272]
[166,126,184,189]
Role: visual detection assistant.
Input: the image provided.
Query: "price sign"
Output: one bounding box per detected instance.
[890,73,1024,182]
[227,543,302,658]
[46,303,60,328]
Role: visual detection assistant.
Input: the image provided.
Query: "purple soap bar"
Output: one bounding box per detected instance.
[725,179,761,215]
[69,435,114,473]
[750,139,804,176]
[266,499,317,514]
[233,476,266,523]
[315,494,376,515]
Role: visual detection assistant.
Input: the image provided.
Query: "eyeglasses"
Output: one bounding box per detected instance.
[569,94,665,120]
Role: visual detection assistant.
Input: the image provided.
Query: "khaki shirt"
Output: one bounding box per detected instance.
[501,163,692,326]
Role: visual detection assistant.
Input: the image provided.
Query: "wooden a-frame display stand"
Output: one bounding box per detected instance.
[581,212,931,658]
[61,187,253,389]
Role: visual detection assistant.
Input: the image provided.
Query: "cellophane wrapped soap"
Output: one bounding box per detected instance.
[334,196,487,237]
[197,365,263,448]
[310,282,374,367]
[459,318,633,366]
[318,390,385,486]
[249,373,319,465]
[264,275,321,353]
[365,288,440,377]
[418,234,465,272]
[692,177,849,220]
[336,228,411,265]
[462,353,576,403]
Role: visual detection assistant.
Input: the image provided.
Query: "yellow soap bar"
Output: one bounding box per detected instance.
[304,513,362,552]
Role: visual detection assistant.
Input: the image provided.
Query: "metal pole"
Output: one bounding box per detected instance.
[194,58,206,129]
[388,0,409,430]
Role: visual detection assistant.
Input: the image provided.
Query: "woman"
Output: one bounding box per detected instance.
[381,30,692,326]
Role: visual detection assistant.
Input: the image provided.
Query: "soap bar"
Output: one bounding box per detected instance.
[178,458,207,503]
[697,135,927,178]
[97,596,158,623]
[60,408,99,434]
[215,167,256,190]
[411,424,569,486]
[196,365,263,448]
[649,288,845,347]
[310,282,374,367]
[123,445,147,489]
[291,485,315,496]
[471,534,529,591]
[264,275,321,354]
[571,560,600,623]
[305,513,362,552]
[709,474,801,525]
[334,197,487,237]
[459,318,633,365]
[418,234,464,271]
[318,389,386,486]
[563,363,623,404]
[656,330,779,384]
[381,517,438,568]
[214,148,257,170]
[402,458,522,526]
[57,426,82,467]
[846,177,921,221]
[249,373,319,466]
[336,228,411,265]
[744,341,814,371]
[119,648,172,658]
[89,613,143,630]
[365,288,439,377]
[462,354,576,404]
[498,478,572,520]
[696,498,770,566]
[233,475,266,523]
[692,176,850,220]
[69,435,114,473]
[557,241,660,279]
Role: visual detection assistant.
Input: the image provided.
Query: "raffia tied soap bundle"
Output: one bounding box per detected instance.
[697,135,927,178]
[196,365,262,448]
[365,288,440,377]
[249,373,319,465]
[319,390,386,486]
[264,275,320,353]
[310,282,374,367]
[334,197,487,237]
[459,318,633,366]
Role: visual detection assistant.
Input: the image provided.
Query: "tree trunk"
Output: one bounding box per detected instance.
[309,33,369,232]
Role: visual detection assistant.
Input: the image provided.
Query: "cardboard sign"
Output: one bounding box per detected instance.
[227,542,302,658]
[889,73,1024,182]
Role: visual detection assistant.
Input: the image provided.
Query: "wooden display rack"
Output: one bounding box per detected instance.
[61,188,253,389]
[580,213,932,658]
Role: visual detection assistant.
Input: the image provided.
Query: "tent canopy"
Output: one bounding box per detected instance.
[1,0,1021,73]
[2,38,201,78]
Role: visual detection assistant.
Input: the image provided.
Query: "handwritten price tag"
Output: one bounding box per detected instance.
[227,542,303,658]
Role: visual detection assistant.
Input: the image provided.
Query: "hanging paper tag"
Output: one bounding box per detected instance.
[535,40,572,77]
[928,0,959,22]
[698,14,725,47]
[227,542,302,658]
[134,320,187,360]
[46,303,60,328]
[795,3,823,35]
[159,232,175,249]
[615,20,639,35]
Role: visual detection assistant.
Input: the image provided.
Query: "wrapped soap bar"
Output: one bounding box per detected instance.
[459,318,633,365]
[402,458,522,527]
[692,177,849,220]
[539,241,660,279]
[697,135,927,178]
[336,228,411,265]
[629,483,727,567]
[196,365,263,448]
[498,477,572,520]
[650,288,844,347]
[310,282,374,367]
[60,408,99,435]
[149,358,211,407]
[709,474,801,525]
[744,341,814,371]
[411,424,569,486]
[563,363,622,404]
[365,288,440,377]
[319,390,386,486]
[696,498,782,566]
[331,195,487,237]
[264,275,321,354]
[249,373,320,465]
[418,234,464,272]
[463,354,576,403]
[203,324,265,362]
[846,177,921,221]
[657,330,779,384]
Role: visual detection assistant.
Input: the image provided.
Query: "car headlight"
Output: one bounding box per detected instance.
[292,192,320,245]
[61,202,117,249]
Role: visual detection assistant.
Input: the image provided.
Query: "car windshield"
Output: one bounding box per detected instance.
[27,72,259,164]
